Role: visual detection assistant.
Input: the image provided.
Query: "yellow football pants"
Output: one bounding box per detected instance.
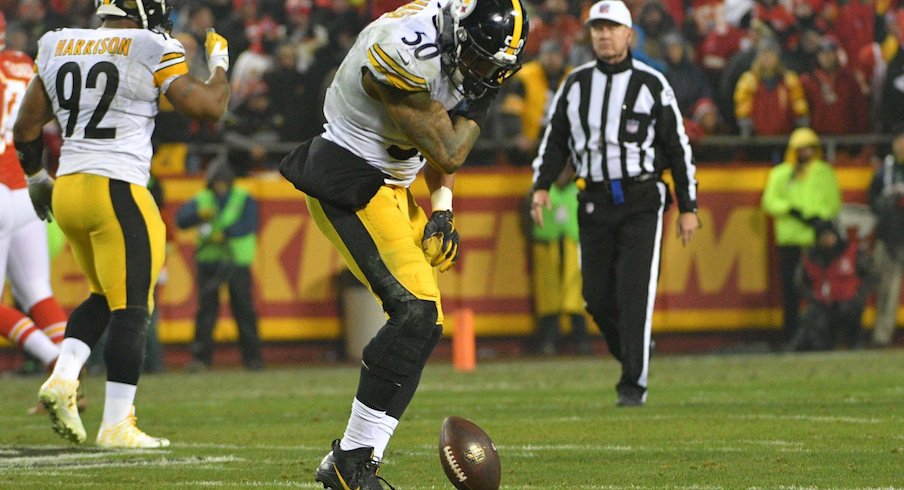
[306,185,444,325]
[532,238,584,316]
[53,174,166,311]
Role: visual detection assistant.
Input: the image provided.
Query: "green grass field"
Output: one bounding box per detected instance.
[1,349,902,489]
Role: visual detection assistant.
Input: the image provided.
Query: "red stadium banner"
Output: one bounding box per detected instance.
[2,164,885,346]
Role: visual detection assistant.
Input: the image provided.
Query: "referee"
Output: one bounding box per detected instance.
[530,0,700,407]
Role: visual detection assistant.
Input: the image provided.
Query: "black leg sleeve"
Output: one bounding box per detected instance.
[65,293,111,348]
[384,326,442,420]
[104,308,150,385]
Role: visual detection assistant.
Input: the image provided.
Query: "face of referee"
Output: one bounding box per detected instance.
[589,19,633,65]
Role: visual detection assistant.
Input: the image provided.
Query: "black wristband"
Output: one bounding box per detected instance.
[14,137,44,176]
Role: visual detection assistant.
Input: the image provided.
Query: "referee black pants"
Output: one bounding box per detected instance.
[579,181,666,400]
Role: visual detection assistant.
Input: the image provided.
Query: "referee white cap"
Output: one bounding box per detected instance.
[585,1,633,28]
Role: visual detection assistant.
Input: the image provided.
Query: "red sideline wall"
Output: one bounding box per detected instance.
[2,164,888,346]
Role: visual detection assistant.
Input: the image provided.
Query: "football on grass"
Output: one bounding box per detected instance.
[438,416,501,490]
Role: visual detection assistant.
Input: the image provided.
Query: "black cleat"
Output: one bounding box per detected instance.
[616,394,645,407]
[315,439,396,490]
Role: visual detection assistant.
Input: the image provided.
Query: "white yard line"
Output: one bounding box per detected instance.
[0,454,240,470]
[0,448,169,467]
[178,442,319,451]
[171,481,318,488]
[731,414,883,424]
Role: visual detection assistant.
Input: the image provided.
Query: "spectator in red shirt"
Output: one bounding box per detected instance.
[800,38,869,135]
[755,0,796,46]
[691,0,746,87]
[830,0,874,62]
[734,40,809,136]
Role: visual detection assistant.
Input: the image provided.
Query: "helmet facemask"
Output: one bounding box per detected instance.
[454,28,521,99]
[440,0,528,100]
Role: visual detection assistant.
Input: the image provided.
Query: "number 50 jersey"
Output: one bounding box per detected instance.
[36,28,188,186]
[323,0,464,188]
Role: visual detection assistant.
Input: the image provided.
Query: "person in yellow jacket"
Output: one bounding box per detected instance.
[761,127,841,344]
[500,39,568,161]
[528,166,591,356]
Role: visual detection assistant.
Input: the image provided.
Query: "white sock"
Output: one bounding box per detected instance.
[102,381,137,425]
[51,338,91,380]
[339,398,385,453]
[22,331,60,367]
[372,415,399,461]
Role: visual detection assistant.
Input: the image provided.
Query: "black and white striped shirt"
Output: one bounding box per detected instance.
[532,54,698,213]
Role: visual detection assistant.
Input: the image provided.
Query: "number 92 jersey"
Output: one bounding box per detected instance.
[323,0,464,188]
[35,28,188,186]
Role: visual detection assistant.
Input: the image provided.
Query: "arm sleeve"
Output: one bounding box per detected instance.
[175,199,201,229]
[761,167,791,216]
[785,72,809,118]
[225,194,258,237]
[532,77,572,191]
[816,165,842,219]
[654,79,698,212]
[733,72,756,119]
[154,36,189,93]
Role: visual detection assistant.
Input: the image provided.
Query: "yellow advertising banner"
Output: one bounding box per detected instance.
[4,164,878,345]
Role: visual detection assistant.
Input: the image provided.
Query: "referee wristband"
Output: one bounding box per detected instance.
[431,186,453,212]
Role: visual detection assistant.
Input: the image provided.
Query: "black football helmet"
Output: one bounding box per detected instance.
[440,0,529,99]
[96,0,171,31]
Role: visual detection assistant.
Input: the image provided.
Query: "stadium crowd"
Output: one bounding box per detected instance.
[2,0,901,173]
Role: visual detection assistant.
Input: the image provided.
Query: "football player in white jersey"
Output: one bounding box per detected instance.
[13,0,230,448]
[0,10,69,378]
[277,0,528,487]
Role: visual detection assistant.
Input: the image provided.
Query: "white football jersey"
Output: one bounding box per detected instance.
[322,0,464,188]
[36,28,188,186]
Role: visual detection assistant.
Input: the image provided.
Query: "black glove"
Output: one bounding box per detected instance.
[448,88,499,128]
[421,210,460,272]
[788,208,805,221]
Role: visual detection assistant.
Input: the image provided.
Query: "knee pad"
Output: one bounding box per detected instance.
[104,307,150,385]
[65,294,112,348]
[362,299,441,384]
